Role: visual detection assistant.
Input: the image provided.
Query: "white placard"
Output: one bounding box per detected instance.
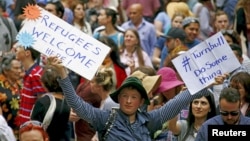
[172,32,241,94]
[17,5,110,80]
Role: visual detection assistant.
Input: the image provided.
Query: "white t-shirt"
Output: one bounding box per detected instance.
[0,115,16,141]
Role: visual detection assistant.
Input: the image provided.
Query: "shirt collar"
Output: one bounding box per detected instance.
[25,63,39,75]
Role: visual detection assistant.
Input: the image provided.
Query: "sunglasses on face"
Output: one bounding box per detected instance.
[220,110,239,116]
[20,120,44,129]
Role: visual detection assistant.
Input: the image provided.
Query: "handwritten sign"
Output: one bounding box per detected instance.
[16,5,110,80]
[172,32,241,94]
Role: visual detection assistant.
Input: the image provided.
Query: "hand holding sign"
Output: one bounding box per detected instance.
[47,56,67,79]
[172,32,241,94]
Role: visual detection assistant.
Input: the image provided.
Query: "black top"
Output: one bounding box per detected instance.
[31,94,71,141]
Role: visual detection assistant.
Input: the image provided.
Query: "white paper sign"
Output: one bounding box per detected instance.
[172,32,241,94]
[16,5,110,80]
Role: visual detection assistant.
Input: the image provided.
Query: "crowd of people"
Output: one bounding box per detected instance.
[0,0,250,141]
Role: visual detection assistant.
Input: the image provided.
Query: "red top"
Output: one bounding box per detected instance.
[18,64,47,126]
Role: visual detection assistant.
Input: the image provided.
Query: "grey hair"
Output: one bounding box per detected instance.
[219,87,240,103]
[0,53,16,74]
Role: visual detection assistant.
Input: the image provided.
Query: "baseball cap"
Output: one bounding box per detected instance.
[165,27,187,41]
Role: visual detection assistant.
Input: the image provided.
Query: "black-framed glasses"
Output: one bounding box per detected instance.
[220,110,239,116]
[20,120,44,129]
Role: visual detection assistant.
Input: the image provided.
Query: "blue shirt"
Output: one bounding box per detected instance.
[93,31,124,48]
[154,12,171,34]
[156,36,168,68]
[185,39,201,49]
[121,19,157,57]
[58,77,212,141]
[195,114,250,141]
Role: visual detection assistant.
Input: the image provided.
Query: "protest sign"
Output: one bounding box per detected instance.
[16,4,110,80]
[172,32,241,94]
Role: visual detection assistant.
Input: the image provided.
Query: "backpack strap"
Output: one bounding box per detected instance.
[101,108,117,141]
[43,93,57,130]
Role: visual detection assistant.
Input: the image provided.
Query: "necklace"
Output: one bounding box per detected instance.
[194,125,200,131]
[193,125,200,138]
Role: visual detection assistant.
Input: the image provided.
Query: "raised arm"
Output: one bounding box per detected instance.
[47,56,108,127]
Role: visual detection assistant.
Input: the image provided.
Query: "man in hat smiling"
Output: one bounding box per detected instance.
[48,56,220,140]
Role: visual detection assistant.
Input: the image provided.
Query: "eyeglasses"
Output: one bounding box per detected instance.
[20,120,44,129]
[220,110,239,116]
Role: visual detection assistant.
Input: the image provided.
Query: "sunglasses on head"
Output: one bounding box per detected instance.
[221,30,235,35]
[20,120,44,129]
[220,110,239,116]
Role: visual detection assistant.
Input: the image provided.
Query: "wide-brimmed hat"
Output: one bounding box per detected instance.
[155,67,184,94]
[110,77,150,105]
[130,70,161,95]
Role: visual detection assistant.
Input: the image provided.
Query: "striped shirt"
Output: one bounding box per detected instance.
[19,64,46,126]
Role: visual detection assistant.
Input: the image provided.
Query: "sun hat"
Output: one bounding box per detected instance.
[110,77,150,105]
[155,67,184,94]
[130,70,162,95]
[165,27,187,42]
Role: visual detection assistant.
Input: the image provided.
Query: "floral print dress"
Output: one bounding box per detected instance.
[0,74,22,139]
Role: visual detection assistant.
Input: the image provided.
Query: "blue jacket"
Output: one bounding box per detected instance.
[195,114,250,141]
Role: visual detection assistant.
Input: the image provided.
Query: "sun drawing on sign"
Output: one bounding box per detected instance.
[23,4,41,20]
[16,31,35,49]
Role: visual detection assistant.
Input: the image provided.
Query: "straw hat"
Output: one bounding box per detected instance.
[130,70,162,95]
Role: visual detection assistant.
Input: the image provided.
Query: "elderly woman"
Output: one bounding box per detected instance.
[0,53,22,139]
